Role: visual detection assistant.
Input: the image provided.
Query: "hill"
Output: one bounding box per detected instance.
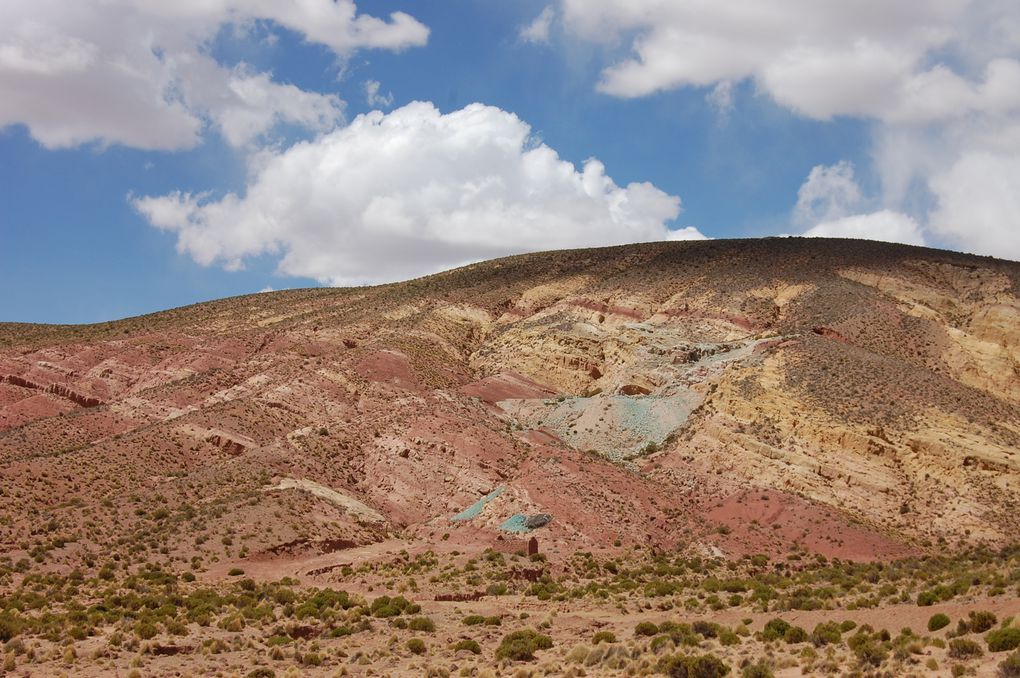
[1,238,1019,675]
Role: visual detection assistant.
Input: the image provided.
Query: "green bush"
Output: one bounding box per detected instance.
[741,660,774,678]
[970,611,998,633]
[451,639,481,654]
[658,653,730,678]
[810,621,842,646]
[370,595,417,618]
[928,613,950,632]
[718,628,740,646]
[635,621,660,637]
[495,629,553,661]
[848,632,889,667]
[462,615,485,626]
[592,630,617,644]
[761,618,791,642]
[0,612,23,642]
[987,627,1020,653]
[406,638,426,655]
[855,639,888,667]
[693,621,719,638]
[135,621,159,640]
[783,626,808,644]
[408,616,435,632]
[948,637,983,659]
[227,568,244,576]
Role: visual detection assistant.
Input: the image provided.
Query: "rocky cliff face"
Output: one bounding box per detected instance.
[1,239,1018,575]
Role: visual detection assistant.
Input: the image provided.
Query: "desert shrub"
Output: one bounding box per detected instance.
[592,630,617,644]
[370,595,417,618]
[495,629,553,661]
[741,660,774,678]
[227,568,244,576]
[636,621,660,637]
[462,615,485,626]
[855,639,889,667]
[693,621,719,638]
[408,616,435,632]
[928,613,951,632]
[135,621,159,640]
[811,622,842,646]
[970,611,998,633]
[246,669,276,678]
[761,618,791,642]
[658,653,730,677]
[658,622,700,646]
[0,613,23,642]
[719,628,741,646]
[650,634,675,653]
[784,626,808,644]
[999,649,1020,676]
[301,652,322,666]
[848,631,888,667]
[406,638,426,655]
[948,637,984,659]
[987,628,1020,653]
[451,639,481,654]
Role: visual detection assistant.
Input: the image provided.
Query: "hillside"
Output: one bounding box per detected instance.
[2,238,1020,676]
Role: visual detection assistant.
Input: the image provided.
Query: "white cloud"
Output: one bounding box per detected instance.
[134,102,698,285]
[928,152,1020,259]
[706,81,734,117]
[793,161,865,227]
[803,210,926,246]
[793,162,926,247]
[0,0,427,150]
[520,6,555,44]
[559,0,1014,123]
[561,0,1020,258]
[666,227,708,241]
[364,80,394,109]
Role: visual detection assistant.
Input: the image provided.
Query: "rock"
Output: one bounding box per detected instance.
[525,513,552,529]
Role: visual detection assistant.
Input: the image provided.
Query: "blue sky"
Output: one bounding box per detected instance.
[2,0,1018,323]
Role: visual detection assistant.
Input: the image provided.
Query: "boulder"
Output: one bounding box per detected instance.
[525,513,552,529]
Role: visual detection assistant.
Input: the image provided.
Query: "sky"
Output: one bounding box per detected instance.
[2,1,1019,324]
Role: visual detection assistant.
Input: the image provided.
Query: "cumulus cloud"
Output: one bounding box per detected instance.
[928,152,1020,259]
[0,0,427,149]
[793,161,865,227]
[133,102,698,285]
[666,227,708,242]
[520,6,555,44]
[561,0,1020,259]
[803,211,926,246]
[793,161,926,247]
